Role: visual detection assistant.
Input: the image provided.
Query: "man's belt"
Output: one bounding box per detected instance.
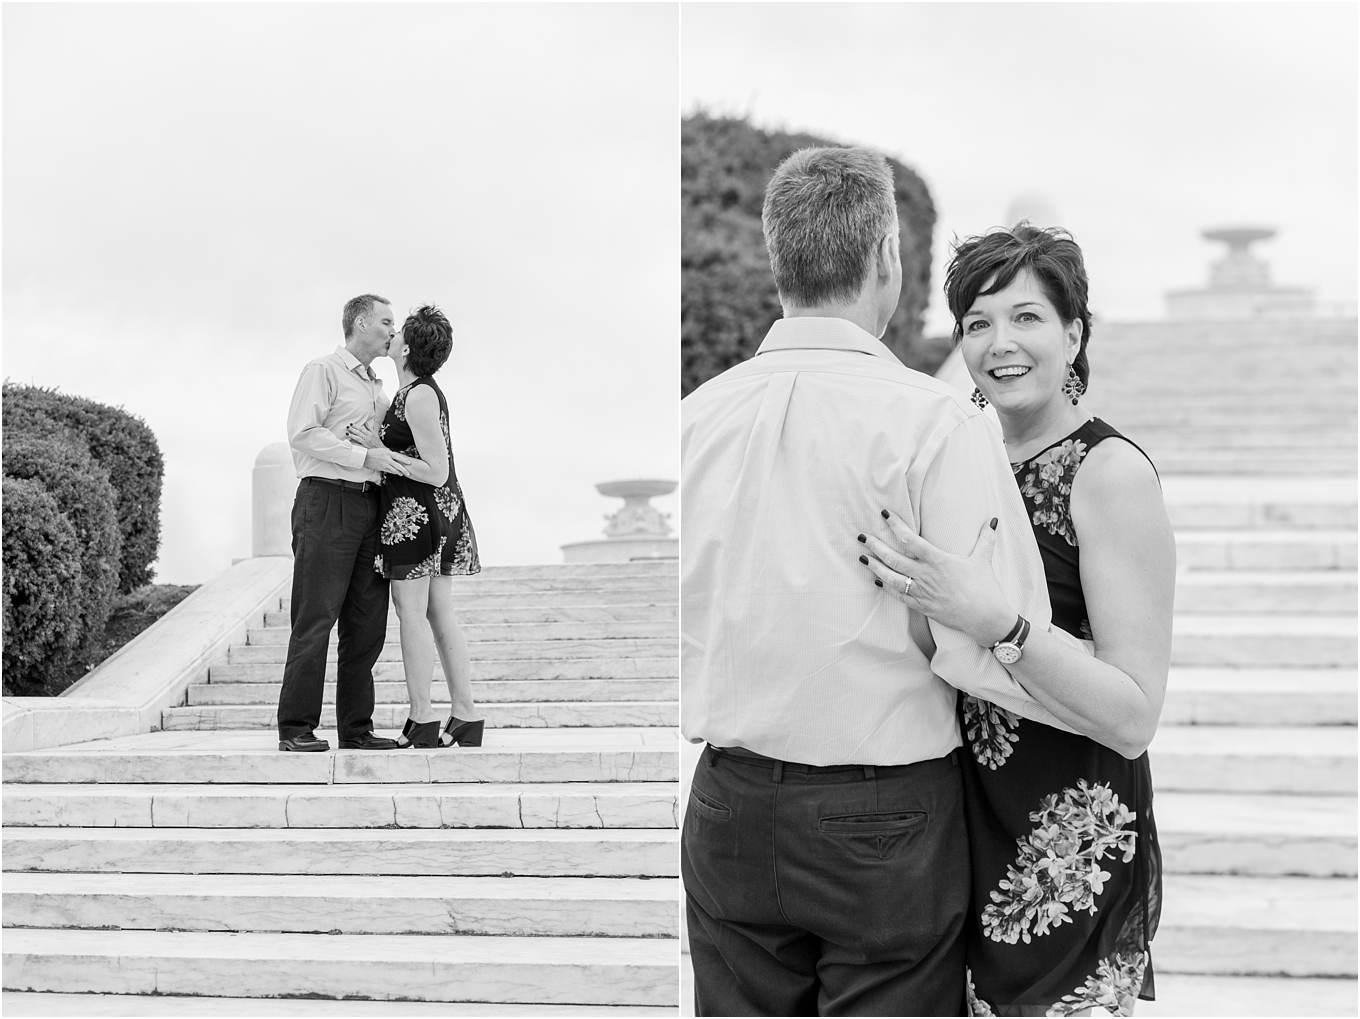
[303,476,379,494]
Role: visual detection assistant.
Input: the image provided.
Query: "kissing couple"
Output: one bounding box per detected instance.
[275,296,486,753]
[681,148,1175,1016]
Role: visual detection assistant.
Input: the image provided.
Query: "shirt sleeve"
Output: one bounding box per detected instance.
[287,363,367,470]
[917,412,1077,731]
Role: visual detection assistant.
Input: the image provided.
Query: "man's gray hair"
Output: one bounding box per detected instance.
[342,294,392,338]
[762,147,898,307]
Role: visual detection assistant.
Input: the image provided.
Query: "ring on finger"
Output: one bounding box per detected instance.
[902,576,914,593]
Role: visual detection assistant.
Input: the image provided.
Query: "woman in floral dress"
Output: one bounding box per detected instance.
[347,304,484,749]
[860,226,1174,1016]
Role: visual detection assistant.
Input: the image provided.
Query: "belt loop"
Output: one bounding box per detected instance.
[863,765,876,780]
[771,760,784,784]
[707,745,718,767]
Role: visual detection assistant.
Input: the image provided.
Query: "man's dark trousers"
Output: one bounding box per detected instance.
[682,745,970,1017]
[276,477,389,741]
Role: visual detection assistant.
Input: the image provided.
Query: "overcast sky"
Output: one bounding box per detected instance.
[682,2,1357,335]
[4,3,679,585]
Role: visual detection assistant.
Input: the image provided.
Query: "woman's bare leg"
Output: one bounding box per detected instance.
[391,575,439,723]
[427,576,480,720]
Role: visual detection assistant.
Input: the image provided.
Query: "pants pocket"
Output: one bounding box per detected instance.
[819,810,927,860]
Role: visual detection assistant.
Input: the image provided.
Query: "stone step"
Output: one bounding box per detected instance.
[1156,792,1356,877]
[1156,874,1356,977]
[1161,668,1355,726]
[162,701,678,731]
[1156,458,1356,476]
[212,658,678,683]
[1174,571,1356,614]
[189,678,679,705]
[1161,477,1357,531]
[1,991,680,1017]
[1175,530,1356,570]
[453,562,678,579]
[278,580,677,606]
[248,620,675,645]
[263,603,678,628]
[1132,429,1357,450]
[1170,615,1356,666]
[1,729,679,786]
[3,782,678,830]
[229,638,676,665]
[1,929,677,1006]
[2,872,679,938]
[1,827,679,877]
[1139,974,1358,1018]
[1150,726,1356,794]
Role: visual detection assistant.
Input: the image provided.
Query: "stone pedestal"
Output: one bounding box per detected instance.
[1167,226,1316,320]
[252,443,296,558]
[561,480,678,563]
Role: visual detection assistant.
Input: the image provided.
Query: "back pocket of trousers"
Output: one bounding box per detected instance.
[819,811,927,859]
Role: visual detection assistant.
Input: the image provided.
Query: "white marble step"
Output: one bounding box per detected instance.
[1155,792,1356,877]
[1,991,680,1016]
[189,678,678,705]
[1136,974,1358,1017]
[3,872,679,938]
[1160,476,1357,532]
[1161,668,1356,725]
[3,782,678,830]
[1175,530,1356,570]
[248,620,676,645]
[2,728,679,786]
[212,658,678,683]
[279,579,677,603]
[1156,874,1357,977]
[1149,726,1356,794]
[263,604,678,628]
[161,701,678,731]
[1153,456,1354,476]
[229,638,676,665]
[1174,570,1357,613]
[2,827,679,877]
[1170,614,1356,666]
[1,929,678,1006]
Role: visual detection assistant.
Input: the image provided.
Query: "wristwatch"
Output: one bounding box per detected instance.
[990,616,1031,665]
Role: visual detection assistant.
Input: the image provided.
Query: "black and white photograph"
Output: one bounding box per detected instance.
[679,3,1355,1017]
[3,3,680,1015]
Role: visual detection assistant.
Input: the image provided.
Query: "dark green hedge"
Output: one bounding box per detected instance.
[2,476,86,694]
[3,431,123,674]
[682,113,940,396]
[2,383,163,591]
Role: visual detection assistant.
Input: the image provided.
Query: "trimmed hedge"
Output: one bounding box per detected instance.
[2,476,86,695]
[682,113,940,396]
[3,431,123,673]
[2,383,163,591]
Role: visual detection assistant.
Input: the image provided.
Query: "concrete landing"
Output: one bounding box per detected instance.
[3,993,679,1017]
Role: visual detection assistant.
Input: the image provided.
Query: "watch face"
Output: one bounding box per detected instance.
[993,643,1021,665]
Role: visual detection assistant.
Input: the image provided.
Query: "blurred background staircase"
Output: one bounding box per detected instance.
[1085,318,1357,1017]
[4,561,680,1015]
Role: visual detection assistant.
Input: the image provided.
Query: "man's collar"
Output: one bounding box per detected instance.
[754,317,904,366]
[335,345,381,382]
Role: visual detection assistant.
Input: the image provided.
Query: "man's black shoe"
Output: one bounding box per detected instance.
[339,731,401,750]
[279,732,330,752]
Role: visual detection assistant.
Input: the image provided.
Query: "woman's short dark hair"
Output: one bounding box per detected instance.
[401,305,453,377]
[944,224,1093,388]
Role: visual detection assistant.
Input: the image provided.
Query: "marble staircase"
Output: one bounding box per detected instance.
[3,561,680,1013]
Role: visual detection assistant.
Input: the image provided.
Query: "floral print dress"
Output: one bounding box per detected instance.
[961,417,1161,1017]
[374,377,480,581]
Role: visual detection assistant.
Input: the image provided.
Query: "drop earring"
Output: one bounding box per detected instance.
[970,387,989,410]
[1062,365,1086,405]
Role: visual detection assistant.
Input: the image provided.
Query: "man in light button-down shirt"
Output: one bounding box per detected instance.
[275,295,415,753]
[680,148,1067,1016]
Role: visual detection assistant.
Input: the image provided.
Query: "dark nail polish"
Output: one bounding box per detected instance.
[880,509,890,519]
[874,579,883,587]
[858,554,868,565]
[857,533,866,543]
[990,517,998,529]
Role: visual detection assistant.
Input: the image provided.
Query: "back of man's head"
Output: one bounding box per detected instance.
[762,147,898,308]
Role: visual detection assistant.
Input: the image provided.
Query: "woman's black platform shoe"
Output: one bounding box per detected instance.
[397,718,441,749]
[441,716,485,748]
